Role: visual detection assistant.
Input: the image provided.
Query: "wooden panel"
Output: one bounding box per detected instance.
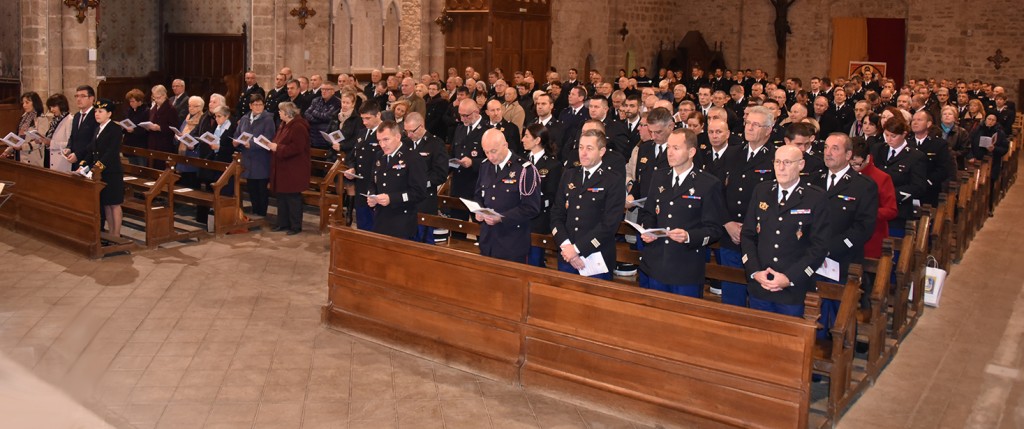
[520,16,551,74]
[0,104,22,138]
[0,78,20,104]
[162,28,246,102]
[323,227,817,428]
[443,3,549,76]
[0,159,106,258]
[491,15,523,75]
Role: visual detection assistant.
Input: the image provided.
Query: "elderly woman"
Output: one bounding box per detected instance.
[971,114,1010,215]
[177,96,214,224]
[940,105,972,170]
[234,94,276,217]
[390,99,410,125]
[45,94,73,171]
[268,102,311,235]
[197,106,238,200]
[142,85,180,169]
[960,98,986,134]
[83,99,125,237]
[122,88,150,166]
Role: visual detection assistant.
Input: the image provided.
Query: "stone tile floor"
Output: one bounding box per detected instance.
[2,176,1024,428]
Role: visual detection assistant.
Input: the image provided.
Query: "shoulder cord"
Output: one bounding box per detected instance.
[519,164,540,197]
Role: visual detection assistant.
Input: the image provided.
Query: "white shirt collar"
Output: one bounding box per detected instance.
[778,182,799,202]
[538,115,552,126]
[712,145,729,158]
[828,165,851,182]
[530,149,546,162]
[672,165,695,183]
[583,162,603,176]
[497,150,513,171]
[890,140,908,156]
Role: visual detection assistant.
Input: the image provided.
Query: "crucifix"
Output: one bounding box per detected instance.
[63,0,99,24]
[770,0,797,78]
[290,0,317,29]
[987,49,1010,70]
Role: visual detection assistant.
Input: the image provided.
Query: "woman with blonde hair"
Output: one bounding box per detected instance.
[960,98,986,134]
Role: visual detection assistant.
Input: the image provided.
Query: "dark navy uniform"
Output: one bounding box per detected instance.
[810,169,878,282]
[526,150,562,266]
[561,131,628,177]
[630,141,669,202]
[718,142,775,306]
[484,119,522,156]
[551,163,627,276]
[699,144,737,182]
[528,117,567,157]
[871,143,928,232]
[741,181,832,310]
[474,154,542,263]
[909,135,954,206]
[369,145,427,239]
[637,168,727,293]
[799,150,826,185]
[408,133,449,242]
[447,120,486,225]
[349,128,381,231]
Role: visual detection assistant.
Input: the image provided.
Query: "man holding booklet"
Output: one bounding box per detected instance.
[635,128,727,297]
[471,128,541,263]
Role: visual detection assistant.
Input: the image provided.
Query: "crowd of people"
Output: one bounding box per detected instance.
[3,63,1016,319]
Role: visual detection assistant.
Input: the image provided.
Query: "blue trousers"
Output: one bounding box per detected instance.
[355,206,374,231]
[413,225,435,244]
[557,260,612,280]
[717,248,748,307]
[528,246,546,267]
[749,296,805,317]
[639,272,702,298]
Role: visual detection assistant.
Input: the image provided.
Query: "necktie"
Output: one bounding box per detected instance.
[828,173,836,191]
[889,148,896,161]
[780,189,789,205]
[714,152,720,162]
[387,155,392,165]
[495,164,500,174]
[747,150,753,162]
[365,130,371,140]
[655,145,661,159]
[78,113,85,128]
[674,176,681,189]
[583,170,591,184]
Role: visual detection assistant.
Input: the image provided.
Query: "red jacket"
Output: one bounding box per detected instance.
[270,116,311,194]
[860,160,898,258]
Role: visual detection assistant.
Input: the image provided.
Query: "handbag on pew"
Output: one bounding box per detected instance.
[923,255,947,307]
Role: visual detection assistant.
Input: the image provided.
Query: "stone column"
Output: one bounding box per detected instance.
[22,0,98,97]
[400,0,423,75]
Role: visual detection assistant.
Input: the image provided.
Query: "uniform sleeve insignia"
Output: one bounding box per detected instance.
[805,266,814,277]
[591,238,601,248]
[742,254,748,264]
[702,236,709,246]
[759,201,768,211]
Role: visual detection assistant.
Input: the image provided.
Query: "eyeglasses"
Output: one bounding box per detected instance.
[459,113,473,118]
[773,159,802,167]
[404,124,422,134]
[744,121,769,128]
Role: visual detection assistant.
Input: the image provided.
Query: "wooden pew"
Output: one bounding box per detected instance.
[952,168,975,262]
[303,148,346,233]
[119,162,194,247]
[858,240,896,383]
[811,266,863,428]
[889,215,926,341]
[326,226,820,428]
[0,158,134,258]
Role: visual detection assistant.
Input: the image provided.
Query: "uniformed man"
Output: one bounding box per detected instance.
[872,118,928,237]
[474,129,542,263]
[628,107,673,208]
[365,121,427,239]
[448,100,487,225]
[343,101,383,231]
[551,129,626,280]
[811,133,879,335]
[741,145,832,317]
[235,71,266,121]
[528,93,567,151]
[483,99,522,155]
[784,122,826,184]
[637,128,727,297]
[700,119,738,180]
[909,110,954,207]
[718,106,777,307]
[403,112,449,243]
[588,96,631,155]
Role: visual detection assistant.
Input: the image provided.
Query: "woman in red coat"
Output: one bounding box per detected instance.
[851,140,897,259]
[268,102,311,235]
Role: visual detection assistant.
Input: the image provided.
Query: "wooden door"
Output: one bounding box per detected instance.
[444,0,551,76]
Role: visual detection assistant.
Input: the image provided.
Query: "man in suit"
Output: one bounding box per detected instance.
[637,128,727,297]
[832,88,854,131]
[557,86,589,135]
[448,99,487,224]
[170,79,189,123]
[718,106,777,306]
[741,145,832,317]
[588,96,630,156]
[993,93,1016,134]
[474,129,542,263]
[284,79,310,114]
[399,77,427,118]
[343,102,384,231]
[909,110,955,207]
[812,133,879,335]
[811,96,840,140]
[403,112,449,244]
[872,118,928,236]
[550,129,626,280]
[66,85,99,168]
[621,94,643,151]
[367,121,427,240]
[424,81,451,142]
[236,71,266,121]
[483,99,521,155]
[364,69,384,101]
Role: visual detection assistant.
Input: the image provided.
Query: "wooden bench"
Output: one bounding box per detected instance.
[122,146,262,236]
[303,148,347,233]
[0,158,134,258]
[326,226,820,428]
[119,162,197,247]
[858,240,897,384]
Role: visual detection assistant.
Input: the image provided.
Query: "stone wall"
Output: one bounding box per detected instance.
[20,0,97,97]
[97,0,160,77]
[162,0,251,34]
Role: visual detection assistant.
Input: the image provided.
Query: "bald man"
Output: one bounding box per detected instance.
[741,145,832,317]
[474,129,542,263]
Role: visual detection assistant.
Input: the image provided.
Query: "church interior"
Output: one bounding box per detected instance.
[1,0,1024,428]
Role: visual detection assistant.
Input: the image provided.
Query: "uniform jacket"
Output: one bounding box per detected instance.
[810,169,879,282]
[475,153,542,262]
[370,144,427,239]
[551,164,626,271]
[871,143,928,226]
[721,142,776,250]
[741,181,832,305]
[638,168,727,285]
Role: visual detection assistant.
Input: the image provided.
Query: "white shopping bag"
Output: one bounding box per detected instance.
[923,256,947,307]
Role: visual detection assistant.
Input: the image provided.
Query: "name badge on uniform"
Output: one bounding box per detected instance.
[790,209,811,214]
